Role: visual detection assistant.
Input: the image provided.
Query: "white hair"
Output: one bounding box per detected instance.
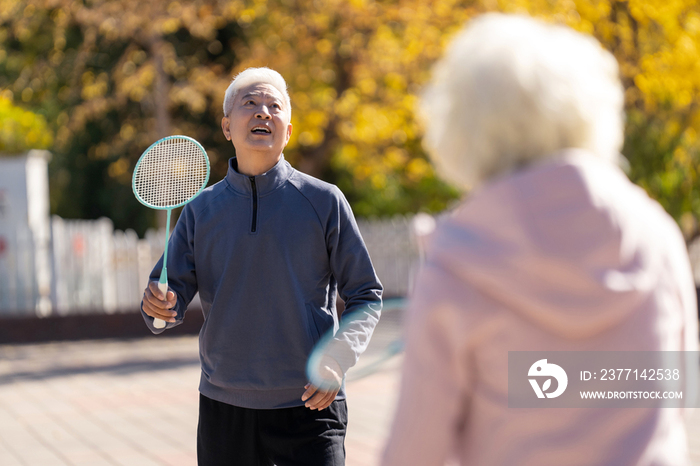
[222,67,291,118]
[420,14,625,188]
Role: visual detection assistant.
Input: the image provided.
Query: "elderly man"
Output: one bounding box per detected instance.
[141,67,382,466]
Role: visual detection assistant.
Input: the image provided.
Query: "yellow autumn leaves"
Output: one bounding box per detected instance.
[0,95,52,153]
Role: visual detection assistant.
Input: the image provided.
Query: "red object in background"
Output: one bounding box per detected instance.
[72,234,85,257]
[0,236,6,257]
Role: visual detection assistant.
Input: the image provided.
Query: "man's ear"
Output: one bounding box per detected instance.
[285,123,293,145]
[221,117,231,141]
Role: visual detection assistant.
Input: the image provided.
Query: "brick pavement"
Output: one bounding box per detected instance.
[0,334,402,466]
[0,337,201,466]
[1,333,699,465]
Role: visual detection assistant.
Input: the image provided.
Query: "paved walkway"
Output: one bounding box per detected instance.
[1,328,700,465]
[0,316,402,466]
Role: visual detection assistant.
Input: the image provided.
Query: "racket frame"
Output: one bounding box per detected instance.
[306,298,405,387]
[132,135,211,210]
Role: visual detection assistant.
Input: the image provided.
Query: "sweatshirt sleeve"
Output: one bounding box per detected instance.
[323,188,383,375]
[140,204,199,334]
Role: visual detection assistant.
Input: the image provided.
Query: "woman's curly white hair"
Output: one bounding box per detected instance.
[420,14,625,188]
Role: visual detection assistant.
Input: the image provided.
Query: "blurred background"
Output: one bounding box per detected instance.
[2,1,700,465]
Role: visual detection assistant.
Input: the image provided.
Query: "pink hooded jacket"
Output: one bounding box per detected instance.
[382,150,698,466]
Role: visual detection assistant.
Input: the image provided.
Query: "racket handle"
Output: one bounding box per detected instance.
[153,318,166,329]
[154,281,169,329]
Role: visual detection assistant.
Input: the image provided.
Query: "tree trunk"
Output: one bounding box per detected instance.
[148,38,171,231]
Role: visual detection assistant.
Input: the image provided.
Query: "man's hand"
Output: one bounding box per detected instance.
[302,356,343,410]
[142,281,178,323]
[302,383,340,411]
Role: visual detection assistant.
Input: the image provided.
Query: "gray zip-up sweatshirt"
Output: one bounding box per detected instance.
[142,156,383,409]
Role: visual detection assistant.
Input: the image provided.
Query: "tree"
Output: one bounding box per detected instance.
[0,0,463,230]
[0,0,248,232]
[0,95,53,153]
[234,0,467,216]
[494,0,700,239]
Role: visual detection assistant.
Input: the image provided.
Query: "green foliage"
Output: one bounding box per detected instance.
[0,96,53,153]
[624,108,700,228]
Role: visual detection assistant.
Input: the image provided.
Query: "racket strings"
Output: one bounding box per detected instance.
[134,138,208,208]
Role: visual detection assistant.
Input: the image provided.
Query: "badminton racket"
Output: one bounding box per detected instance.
[132,135,210,329]
[306,215,436,386]
[306,298,406,388]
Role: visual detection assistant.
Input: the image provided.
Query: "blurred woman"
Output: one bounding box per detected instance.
[382,13,697,466]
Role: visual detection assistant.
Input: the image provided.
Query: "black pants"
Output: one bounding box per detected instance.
[197,394,348,466]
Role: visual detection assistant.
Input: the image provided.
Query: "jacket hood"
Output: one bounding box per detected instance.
[427,149,676,339]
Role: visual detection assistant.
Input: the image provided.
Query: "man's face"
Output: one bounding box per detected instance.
[221,83,292,161]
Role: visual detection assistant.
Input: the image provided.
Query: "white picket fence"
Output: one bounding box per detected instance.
[0,223,37,314]
[50,217,169,315]
[358,217,420,298]
[29,215,420,317]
